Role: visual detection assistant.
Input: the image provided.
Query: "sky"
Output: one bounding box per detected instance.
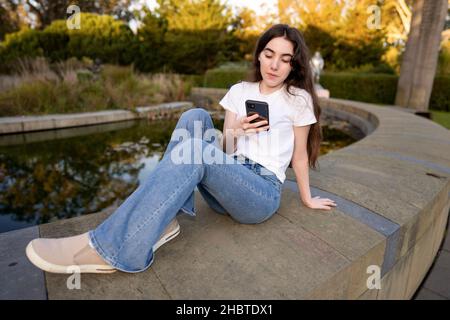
[143,0,278,16]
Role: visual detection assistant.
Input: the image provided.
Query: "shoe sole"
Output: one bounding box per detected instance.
[152,222,181,253]
[25,241,117,274]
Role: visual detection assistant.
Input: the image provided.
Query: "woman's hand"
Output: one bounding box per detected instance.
[230,113,269,138]
[303,196,337,210]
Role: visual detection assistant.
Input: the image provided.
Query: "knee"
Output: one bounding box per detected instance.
[181,108,211,121]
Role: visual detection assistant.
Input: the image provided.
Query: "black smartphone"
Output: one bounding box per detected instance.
[245,100,270,131]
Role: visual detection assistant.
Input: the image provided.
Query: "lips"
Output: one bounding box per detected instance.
[267,72,278,78]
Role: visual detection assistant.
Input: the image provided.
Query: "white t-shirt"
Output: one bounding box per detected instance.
[219,81,317,184]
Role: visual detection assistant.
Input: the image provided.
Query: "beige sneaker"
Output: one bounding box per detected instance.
[153,218,180,252]
[25,219,180,274]
[25,232,117,274]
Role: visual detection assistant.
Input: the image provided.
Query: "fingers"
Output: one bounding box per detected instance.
[314,196,337,205]
[242,113,260,123]
[242,120,268,130]
[314,197,337,210]
[244,125,270,135]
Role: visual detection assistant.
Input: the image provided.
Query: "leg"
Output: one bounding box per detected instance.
[162,108,222,216]
[25,108,217,274]
[88,134,281,273]
[197,183,229,215]
[25,108,281,274]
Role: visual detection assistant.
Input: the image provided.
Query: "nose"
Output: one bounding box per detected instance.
[270,58,279,71]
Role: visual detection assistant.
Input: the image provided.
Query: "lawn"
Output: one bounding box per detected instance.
[431,110,450,129]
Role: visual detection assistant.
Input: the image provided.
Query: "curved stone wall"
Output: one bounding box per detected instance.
[0,95,449,299]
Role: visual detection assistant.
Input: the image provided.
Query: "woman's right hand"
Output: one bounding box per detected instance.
[230,113,270,138]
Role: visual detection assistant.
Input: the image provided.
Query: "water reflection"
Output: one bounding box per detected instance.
[0,115,356,233]
[0,118,180,233]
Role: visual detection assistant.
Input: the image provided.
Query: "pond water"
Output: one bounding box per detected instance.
[0,115,358,233]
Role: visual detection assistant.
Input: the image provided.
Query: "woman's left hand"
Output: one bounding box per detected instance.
[303,196,337,210]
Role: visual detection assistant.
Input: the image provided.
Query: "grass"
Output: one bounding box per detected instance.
[0,58,192,117]
[431,110,450,129]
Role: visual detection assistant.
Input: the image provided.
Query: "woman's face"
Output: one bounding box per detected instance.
[258,36,294,87]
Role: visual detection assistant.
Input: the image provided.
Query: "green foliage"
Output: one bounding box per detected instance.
[326,62,396,75]
[0,13,136,73]
[303,24,387,72]
[163,29,237,74]
[196,66,450,112]
[0,28,43,72]
[321,72,450,111]
[320,72,398,104]
[429,76,450,111]
[0,60,189,116]
[437,41,450,76]
[137,0,239,74]
[47,13,134,64]
[133,8,168,73]
[203,67,249,88]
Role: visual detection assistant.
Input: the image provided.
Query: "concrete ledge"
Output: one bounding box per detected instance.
[0,102,193,135]
[1,93,449,299]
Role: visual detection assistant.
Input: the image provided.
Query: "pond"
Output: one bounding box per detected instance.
[0,114,359,233]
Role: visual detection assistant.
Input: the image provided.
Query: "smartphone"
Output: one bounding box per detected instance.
[245,100,270,131]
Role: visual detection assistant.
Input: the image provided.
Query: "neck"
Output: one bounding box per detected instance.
[259,81,283,95]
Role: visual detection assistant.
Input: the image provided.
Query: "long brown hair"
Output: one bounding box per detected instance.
[248,24,322,170]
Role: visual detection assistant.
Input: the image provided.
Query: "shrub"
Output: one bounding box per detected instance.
[0,13,136,74]
[320,72,398,104]
[203,67,249,88]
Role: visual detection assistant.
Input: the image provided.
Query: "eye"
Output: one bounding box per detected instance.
[264,55,272,59]
[282,59,291,63]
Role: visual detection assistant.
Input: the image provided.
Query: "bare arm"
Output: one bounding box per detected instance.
[291,125,336,210]
[221,110,238,154]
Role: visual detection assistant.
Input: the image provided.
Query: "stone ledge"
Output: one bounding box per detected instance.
[0,96,449,299]
[0,102,193,135]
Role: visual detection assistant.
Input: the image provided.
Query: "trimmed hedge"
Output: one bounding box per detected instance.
[199,69,449,111]
[320,72,398,105]
[429,76,450,112]
[203,68,249,89]
[321,72,449,111]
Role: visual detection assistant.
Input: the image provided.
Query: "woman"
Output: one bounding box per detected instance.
[25,24,337,274]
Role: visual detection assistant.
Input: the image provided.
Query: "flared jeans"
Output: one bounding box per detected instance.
[88,108,283,273]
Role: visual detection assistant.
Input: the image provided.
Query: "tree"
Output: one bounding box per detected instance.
[0,0,28,40]
[278,0,387,70]
[395,0,448,114]
[9,0,134,29]
[150,0,237,74]
[134,7,168,72]
[381,0,413,46]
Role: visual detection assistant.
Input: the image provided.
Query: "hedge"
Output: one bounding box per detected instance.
[199,69,450,111]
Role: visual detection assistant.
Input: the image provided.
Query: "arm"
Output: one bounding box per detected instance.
[291,125,336,210]
[291,125,313,206]
[221,110,238,154]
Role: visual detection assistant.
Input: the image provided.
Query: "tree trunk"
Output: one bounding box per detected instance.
[395,0,447,113]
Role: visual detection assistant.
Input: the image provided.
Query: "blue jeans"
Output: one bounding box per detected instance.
[88,108,283,273]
